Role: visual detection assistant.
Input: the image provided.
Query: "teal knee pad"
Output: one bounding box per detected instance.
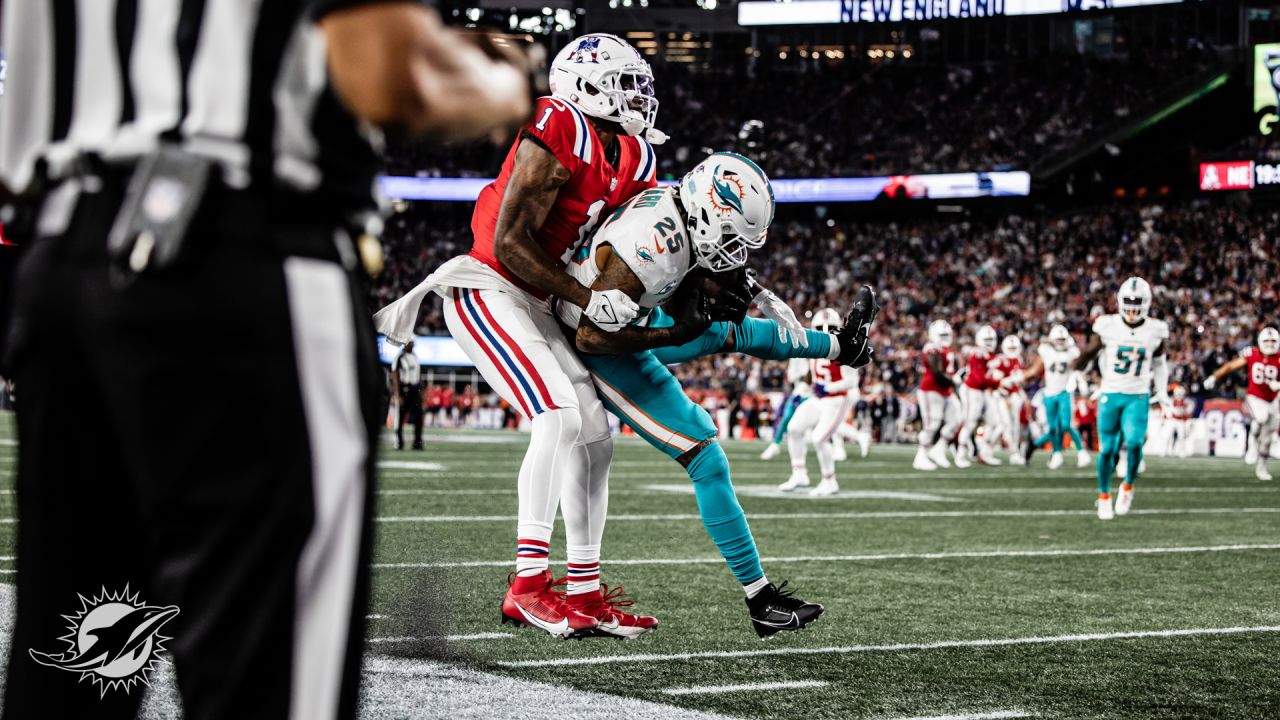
[686,443,764,585]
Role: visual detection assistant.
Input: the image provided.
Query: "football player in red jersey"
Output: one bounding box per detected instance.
[915,319,963,471]
[1204,327,1280,480]
[956,324,1002,467]
[990,335,1028,465]
[375,34,665,638]
[778,309,864,496]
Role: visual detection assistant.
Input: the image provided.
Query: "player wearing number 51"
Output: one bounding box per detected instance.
[1073,277,1171,520]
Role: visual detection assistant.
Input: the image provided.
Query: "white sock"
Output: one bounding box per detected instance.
[744,576,771,598]
[826,335,841,360]
[561,436,611,595]
[515,408,583,577]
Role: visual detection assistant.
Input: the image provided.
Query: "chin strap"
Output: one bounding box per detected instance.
[645,127,669,145]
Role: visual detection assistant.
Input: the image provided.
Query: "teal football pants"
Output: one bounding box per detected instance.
[1096,392,1149,494]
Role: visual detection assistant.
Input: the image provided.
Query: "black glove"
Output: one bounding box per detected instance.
[666,283,712,343]
[678,266,754,324]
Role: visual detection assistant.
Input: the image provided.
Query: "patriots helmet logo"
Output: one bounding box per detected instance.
[569,37,603,64]
[707,167,745,214]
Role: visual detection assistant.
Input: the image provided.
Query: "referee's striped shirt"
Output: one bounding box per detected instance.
[0,0,389,209]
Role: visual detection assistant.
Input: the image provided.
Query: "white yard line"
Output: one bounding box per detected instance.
[885,707,1034,712]
[372,543,1280,569]
[368,632,514,643]
[662,680,829,696]
[497,625,1280,668]
[374,507,1280,523]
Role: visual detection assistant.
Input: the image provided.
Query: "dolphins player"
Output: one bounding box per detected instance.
[1024,325,1091,469]
[555,152,877,636]
[1074,277,1171,519]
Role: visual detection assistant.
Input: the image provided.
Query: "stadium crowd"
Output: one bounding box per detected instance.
[385,47,1217,179]
[376,198,1280,411]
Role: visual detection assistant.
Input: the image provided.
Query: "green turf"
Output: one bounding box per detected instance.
[2,415,1279,718]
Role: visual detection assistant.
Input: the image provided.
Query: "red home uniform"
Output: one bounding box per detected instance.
[991,355,1023,391]
[468,96,658,299]
[812,358,849,397]
[920,343,959,395]
[1242,347,1280,402]
[964,350,998,391]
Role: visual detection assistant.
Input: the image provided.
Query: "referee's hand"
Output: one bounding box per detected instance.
[319,4,531,141]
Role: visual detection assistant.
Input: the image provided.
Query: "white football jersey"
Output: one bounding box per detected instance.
[1092,314,1170,394]
[555,187,692,329]
[1037,342,1080,395]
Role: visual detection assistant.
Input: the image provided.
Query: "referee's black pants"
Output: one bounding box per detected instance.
[397,383,424,449]
[2,177,379,719]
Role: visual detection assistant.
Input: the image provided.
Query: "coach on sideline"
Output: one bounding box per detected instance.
[0,2,530,718]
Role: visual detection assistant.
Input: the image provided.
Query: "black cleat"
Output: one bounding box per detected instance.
[746,581,824,639]
[835,285,879,369]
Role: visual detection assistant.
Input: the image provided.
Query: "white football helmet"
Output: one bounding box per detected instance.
[976,325,998,353]
[679,152,774,272]
[1049,324,1072,350]
[549,34,658,137]
[1260,327,1280,356]
[811,308,841,332]
[1117,276,1152,324]
[1002,335,1023,358]
[928,319,954,348]
[1172,384,1187,400]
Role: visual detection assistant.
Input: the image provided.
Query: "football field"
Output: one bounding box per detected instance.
[2,417,1279,718]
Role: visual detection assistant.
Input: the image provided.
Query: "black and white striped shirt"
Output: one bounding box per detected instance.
[0,0,386,209]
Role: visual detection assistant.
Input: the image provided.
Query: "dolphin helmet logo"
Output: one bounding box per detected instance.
[29,586,179,697]
[708,167,745,214]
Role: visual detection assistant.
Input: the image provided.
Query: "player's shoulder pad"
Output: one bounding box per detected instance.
[623,134,658,185]
[526,97,596,166]
[1241,346,1257,360]
[1091,314,1114,335]
[1150,317,1171,339]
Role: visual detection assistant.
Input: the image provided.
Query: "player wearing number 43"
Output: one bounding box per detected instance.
[1203,327,1280,481]
[1022,325,1091,470]
[1073,277,1171,520]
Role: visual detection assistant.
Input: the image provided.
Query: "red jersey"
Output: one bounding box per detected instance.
[469,97,658,299]
[920,343,959,396]
[811,358,848,397]
[991,356,1024,391]
[1242,347,1280,402]
[1075,398,1097,425]
[1167,397,1193,420]
[964,349,998,391]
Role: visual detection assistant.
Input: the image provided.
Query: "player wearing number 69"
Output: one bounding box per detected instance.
[1202,326,1280,481]
[1073,277,1171,520]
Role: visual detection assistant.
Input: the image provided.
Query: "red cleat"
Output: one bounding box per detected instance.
[500,571,598,638]
[565,584,659,639]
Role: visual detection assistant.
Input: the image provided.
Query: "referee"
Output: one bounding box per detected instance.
[392,339,425,450]
[0,3,530,719]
